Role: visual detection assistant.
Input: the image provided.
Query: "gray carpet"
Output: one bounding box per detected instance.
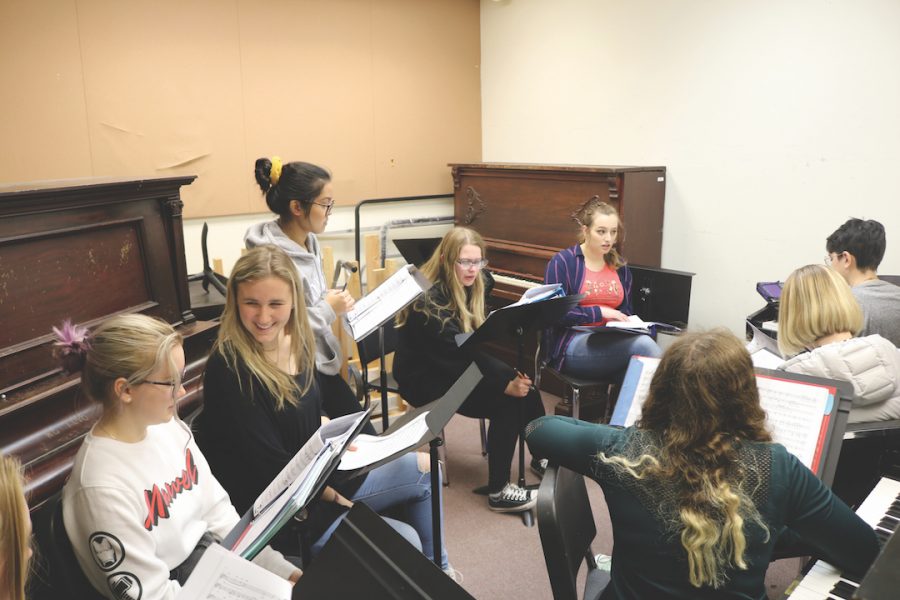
[435,393,803,599]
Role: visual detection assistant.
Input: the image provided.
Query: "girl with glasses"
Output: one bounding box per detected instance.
[395,227,546,513]
[245,157,371,434]
[544,197,662,388]
[56,314,301,599]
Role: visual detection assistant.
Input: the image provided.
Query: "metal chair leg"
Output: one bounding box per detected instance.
[438,428,450,486]
[572,387,580,420]
[479,418,488,457]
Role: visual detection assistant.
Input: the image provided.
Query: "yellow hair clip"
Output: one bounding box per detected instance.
[270,156,283,186]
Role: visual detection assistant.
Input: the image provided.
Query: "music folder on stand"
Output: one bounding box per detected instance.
[455,294,582,526]
[333,363,483,568]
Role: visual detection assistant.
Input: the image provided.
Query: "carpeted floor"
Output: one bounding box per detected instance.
[435,393,803,599]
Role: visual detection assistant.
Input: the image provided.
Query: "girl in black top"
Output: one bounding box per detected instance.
[195,245,450,570]
[395,227,545,512]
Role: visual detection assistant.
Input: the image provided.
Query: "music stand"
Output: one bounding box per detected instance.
[293,502,474,599]
[393,237,442,268]
[456,295,582,526]
[334,363,483,566]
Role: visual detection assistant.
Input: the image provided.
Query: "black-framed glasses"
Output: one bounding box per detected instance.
[142,371,186,389]
[456,258,488,270]
[313,199,335,214]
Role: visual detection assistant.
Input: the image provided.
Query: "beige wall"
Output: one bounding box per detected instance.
[0,0,482,218]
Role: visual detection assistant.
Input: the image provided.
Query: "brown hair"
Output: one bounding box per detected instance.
[601,329,771,588]
[572,196,625,268]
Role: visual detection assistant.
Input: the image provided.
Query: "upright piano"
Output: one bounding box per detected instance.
[449,163,690,406]
[0,176,218,516]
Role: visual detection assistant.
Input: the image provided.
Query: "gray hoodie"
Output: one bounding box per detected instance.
[245,220,343,375]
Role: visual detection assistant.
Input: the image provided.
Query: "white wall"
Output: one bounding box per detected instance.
[481,0,900,332]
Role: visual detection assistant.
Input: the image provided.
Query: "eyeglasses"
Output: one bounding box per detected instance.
[142,371,186,389]
[313,199,335,214]
[456,258,488,270]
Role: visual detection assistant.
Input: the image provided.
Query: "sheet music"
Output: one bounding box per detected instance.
[746,322,783,368]
[756,375,830,471]
[176,544,290,600]
[620,357,660,427]
[337,412,431,471]
[500,283,563,309]
[253,411,365,516]
[345,265,428,341]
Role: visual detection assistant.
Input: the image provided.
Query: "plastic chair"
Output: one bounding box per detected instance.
[536,464,609,600]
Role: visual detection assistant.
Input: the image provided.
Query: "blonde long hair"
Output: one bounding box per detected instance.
[600,329,771,588]
[215,245,316,409]
[397,227,486,333]
[0,455,30,600]
[778,264,863,356]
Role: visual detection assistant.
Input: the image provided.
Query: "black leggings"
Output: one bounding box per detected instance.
[457,380,545,491]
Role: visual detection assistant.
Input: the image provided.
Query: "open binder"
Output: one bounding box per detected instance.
[611,356,853,485]
[222,406,374,560]
[344,264,432,342]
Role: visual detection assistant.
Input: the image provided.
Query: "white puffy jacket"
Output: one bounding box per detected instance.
[779,335,900,423]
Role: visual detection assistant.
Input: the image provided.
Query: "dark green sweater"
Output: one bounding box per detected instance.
[526,416,880,600]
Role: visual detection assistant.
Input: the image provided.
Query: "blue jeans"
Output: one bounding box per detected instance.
[562,331,662,380]
[311,452,448,569]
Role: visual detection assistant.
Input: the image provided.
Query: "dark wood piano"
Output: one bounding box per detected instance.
[449,163,690,409]
[0,176,219,517]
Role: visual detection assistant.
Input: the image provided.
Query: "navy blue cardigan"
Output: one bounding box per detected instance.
[543,244,633,370]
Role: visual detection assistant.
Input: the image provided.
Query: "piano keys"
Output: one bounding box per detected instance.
[786,476,900,599]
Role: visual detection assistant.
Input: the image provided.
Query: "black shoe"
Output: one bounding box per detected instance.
[530,458,548,479]
[488,483,536,512]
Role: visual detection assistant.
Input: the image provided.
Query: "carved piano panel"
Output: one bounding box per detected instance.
[0,176,218,510]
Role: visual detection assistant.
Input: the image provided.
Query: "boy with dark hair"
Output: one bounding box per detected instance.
[826,218,900,346]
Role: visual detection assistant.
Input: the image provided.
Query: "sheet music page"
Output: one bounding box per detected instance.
[757,375,830,470]
[606,315,650,329]
[746,322,783,369]
[346,265,426,341]
[176,544,290,600]
[621,357,660,427]
[502,283,563,309]
[337,411,431,471]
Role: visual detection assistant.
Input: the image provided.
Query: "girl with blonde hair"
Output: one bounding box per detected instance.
[779,264,900,423]
[0,454,31,600]
[544,197,661,382]
[395,227,546,512]
[194,245,452,574]
[245,157,369,430]
[57,313,300,600]
[527,329,878,598]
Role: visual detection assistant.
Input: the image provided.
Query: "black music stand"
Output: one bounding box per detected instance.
[334,363,483,566]
[393,237,442,268]
[293,502,474,599]
[456,295,582,526]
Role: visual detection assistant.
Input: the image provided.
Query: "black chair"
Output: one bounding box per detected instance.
[36,491,106,600]
[534,335,617,422]
[537,464,609,600]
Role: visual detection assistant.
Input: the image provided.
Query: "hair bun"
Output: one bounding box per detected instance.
[51,320,91,374]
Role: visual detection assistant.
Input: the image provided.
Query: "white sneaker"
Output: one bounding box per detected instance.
[594,553,612,572]
[443,565,464,584]
[488,483,537,512]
